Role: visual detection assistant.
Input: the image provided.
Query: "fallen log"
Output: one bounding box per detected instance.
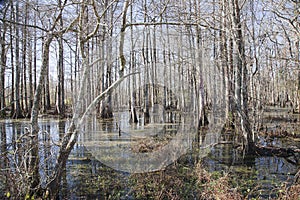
[252,144,300,165]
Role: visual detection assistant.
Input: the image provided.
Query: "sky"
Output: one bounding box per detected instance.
[0,0,5,9]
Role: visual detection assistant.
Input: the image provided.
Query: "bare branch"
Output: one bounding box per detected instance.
[272,10,300,34]
[82,0,117,43]
[125,21,220,31]
[0,18,48,32]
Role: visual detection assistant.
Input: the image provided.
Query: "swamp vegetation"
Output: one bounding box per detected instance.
[0,107,299,199]
[0,0,300,199]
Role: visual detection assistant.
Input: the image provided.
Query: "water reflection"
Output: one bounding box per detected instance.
[80,110,196,173]
[0,114,299,199]
[203,143,298,198]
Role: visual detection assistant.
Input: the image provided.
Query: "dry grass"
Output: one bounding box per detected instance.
[129,161,245,200]
[129,164,198,200]
[195,162,242,200]
[276,183,300,200]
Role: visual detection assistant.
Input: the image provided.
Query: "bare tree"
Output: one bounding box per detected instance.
[0,3,8,117]
[26,1,134,198]
[1,0,300,198]
[229,0,253,151]
[12,0,24,118]
[55,0,65,117]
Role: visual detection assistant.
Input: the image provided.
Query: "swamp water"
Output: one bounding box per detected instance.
[0,109,299,199]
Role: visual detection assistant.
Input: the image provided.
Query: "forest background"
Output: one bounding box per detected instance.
[0,0,299,199]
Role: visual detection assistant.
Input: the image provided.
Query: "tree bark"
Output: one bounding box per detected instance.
[119,0,129,76]
[28,29,33,116]
[13,0,24,119]
[22,2,29,115]
[129,7,138,123]
[297,40,300,112]
[56,0,65,117]
[197,25,208,128]
[30,34,54,196]
[9,0,14,117]
[220,0,232,127]
[230,0,253,152]
[194,0,208,128]
[0,6,7,117]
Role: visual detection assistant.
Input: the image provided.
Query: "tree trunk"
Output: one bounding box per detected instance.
[22,2,29,116]
[30,34,54,196]
[129,12,138,122]
[44,59,51,112]
[13,0,24,119]
[9,0,14,117]
[56,1,65,117]
[0,9,7,117]
[142,0,150,124]
[196,24,208,127]
[297,40,300,113]
[33,11,37,93]
[231,0,253,152]
[28,32,33,116]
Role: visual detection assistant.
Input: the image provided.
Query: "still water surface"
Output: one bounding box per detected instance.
[0,111,299,199]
